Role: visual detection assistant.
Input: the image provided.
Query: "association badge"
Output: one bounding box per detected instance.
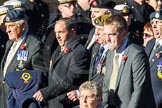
[21,72,32,83]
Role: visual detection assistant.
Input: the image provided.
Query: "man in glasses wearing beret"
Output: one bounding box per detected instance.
[146,10,162,108]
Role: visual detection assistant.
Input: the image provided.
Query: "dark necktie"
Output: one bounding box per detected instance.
[95,46,105,65]
[92,46,105,76]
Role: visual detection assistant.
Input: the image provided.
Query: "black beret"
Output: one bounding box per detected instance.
[91,0,116,9]
[4,9,25,22]
[150,9,162,20]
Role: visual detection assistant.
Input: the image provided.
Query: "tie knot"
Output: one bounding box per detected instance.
[99,46,105,53]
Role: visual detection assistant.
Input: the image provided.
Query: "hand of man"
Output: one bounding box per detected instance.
[67,90,79,101]
[33,90,44,101]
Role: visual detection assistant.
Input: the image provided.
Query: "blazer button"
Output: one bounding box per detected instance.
[152,59,154,62]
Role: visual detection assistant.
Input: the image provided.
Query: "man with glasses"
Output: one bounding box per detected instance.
[146,9,162,107]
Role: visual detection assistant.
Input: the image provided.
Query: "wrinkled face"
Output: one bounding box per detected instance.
[58,3,75,18]
[143,29,154,47]
[5,22,24,41]
[150,18,162,40]
[95,26,106,45]
[79,90,101,108]
[55,21,70,47]
[90,8,110,26]
[104,24,126,51]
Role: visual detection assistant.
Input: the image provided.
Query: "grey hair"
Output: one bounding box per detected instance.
[15,19,28,28]
[79,81,102,97]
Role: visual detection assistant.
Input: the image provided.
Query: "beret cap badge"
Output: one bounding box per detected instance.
[6,16,10,22]
[155,12,160,18]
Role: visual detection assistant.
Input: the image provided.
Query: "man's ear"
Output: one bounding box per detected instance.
[57,5,62,13]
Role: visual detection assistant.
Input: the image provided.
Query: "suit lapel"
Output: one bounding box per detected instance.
[115,46,129,91]
[89,44,100,78]
[150,46,162,67]
[147,39,155,57]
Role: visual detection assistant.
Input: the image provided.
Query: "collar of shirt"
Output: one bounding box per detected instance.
[116,38,129,66]
[14,29,28,50]
[156,39,162,46]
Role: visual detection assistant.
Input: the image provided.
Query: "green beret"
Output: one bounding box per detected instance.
[94,13,112,26]
[58,0,77,4]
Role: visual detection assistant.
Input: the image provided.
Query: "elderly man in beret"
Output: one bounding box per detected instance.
[0,9,49,108]
[146,9,162,108]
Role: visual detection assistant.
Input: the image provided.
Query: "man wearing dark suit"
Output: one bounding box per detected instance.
[146,10,162,108]
[102,15,155,108]
[0,9,49,108]
[33,18,90,108]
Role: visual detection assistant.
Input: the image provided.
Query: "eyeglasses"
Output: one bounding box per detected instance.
[79,95,96,101]
[143,33,153,38]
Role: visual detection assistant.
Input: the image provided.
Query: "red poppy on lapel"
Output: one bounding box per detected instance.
[20,43,26,50]
[122,55,128,61]
[63,48,69,53]
[156,52,161,59]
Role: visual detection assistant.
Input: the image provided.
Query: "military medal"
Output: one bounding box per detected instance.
[157,61,162,79]
[97,63,102,74]
[16,43,28,70]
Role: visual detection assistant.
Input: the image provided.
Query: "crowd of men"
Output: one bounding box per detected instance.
[0,0,162,108]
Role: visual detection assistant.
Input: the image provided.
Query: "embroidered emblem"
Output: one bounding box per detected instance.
[6,17,10,22]
[21,72,32,83]
[155,12,160,18]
